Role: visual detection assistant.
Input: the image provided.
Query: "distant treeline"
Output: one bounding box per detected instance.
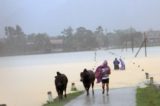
[0,25,151,56]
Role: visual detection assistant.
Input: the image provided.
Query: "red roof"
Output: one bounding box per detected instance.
[50,39,63,44]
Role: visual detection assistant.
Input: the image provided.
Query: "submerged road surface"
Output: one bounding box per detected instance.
[65,87,136,106]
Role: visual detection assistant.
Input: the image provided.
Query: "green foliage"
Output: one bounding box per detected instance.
[1,25,52,56]
[3,25,26,55]
[71,87,78,91]
[5,26,16,37]
[107,28,143,47]
[1,25,155,56]
[62,26,98,51]
[136,85,160,106]
[96,26,103,34]
[71,86,78,91]
[0,42,4,55]
[85,37,98,49]
[16,25,24,37]
[28,33,52,53]
[114,28,136,36]
[43,91,84,106]
[61,26,73,36]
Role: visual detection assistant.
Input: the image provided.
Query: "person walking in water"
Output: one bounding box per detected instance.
[113,58,120,70]
[95,60,111,96]
[119,58,125,70]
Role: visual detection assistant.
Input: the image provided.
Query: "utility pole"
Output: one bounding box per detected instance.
[131,26,134,53]
[106,29,109,49]
[106,29,107,36]
[135,31,148,57]
[135,37,147,57]
[126,40,127,52]
[144,32,147,57]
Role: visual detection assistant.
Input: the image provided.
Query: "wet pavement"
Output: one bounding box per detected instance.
[65,87,136,106]
[155,84,160,89]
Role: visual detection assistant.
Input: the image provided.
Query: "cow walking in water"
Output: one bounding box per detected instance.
[80,69,95,96]
[55,72,68,100]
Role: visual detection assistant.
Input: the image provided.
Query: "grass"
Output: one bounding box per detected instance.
[42,91,85,106]
[136,84,160,106]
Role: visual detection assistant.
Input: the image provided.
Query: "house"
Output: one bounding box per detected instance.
[144,30,160,42]
[50,39,63,51]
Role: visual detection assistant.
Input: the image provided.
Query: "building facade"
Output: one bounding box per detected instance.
[144,30,160,42]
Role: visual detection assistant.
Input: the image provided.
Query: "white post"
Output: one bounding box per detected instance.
[145,73,149,84]
[71,83,75,91]
[47,91,54,103]
[145,73,149,79]
[71,83,77,91]
[150,77,153,85]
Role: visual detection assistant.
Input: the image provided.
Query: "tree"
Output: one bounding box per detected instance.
[61,27,77,51]
[85,37,98,49]
[85,30,93,38]
[26,33,36,52]
[61,26,73,36]
[76,27,86,35]
[74,27,94,50]
[4,25,27,55]
[114,28,136,36]
[8,27,16,37]
[27,33,36,44]
[103,35,109,48]
[0,42,4,55]
[132,32,143,46]
[5,27,8,36]
[16,25,24,37]
[5,26,16,38]
[56,35,65,40]
[15,25,26,53]
[96,26,103,34]
[75,27,86,42]
[107,33,120,47]
[34,33,51,53]
[114,28,136,47]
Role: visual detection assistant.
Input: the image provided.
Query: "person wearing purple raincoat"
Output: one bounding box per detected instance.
[95,60,111,96]
[119,58,125,70]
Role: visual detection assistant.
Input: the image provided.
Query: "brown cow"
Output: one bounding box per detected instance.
[55,72,68,100]
[80,69,95,96]
[0,104,6,106]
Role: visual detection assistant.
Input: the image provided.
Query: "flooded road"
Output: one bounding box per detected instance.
[0,46,160,106]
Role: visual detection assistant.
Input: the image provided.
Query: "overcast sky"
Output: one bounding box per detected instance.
[0,0,160,38]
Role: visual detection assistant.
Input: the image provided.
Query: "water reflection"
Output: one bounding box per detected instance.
[106,96,110,104]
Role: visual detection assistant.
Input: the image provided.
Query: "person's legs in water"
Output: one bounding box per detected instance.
[102,83,105,94]
[117,65,119,70]
[106,83,109,96]
[120,66,124,70]
[115,65,119,70]
[114,65,116,70]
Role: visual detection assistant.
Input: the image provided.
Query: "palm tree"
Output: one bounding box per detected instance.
[96,26,103,34]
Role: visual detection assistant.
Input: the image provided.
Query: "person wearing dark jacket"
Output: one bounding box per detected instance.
[113,58,120,70]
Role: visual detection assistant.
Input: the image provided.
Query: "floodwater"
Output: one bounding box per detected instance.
[0,46,160,106]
